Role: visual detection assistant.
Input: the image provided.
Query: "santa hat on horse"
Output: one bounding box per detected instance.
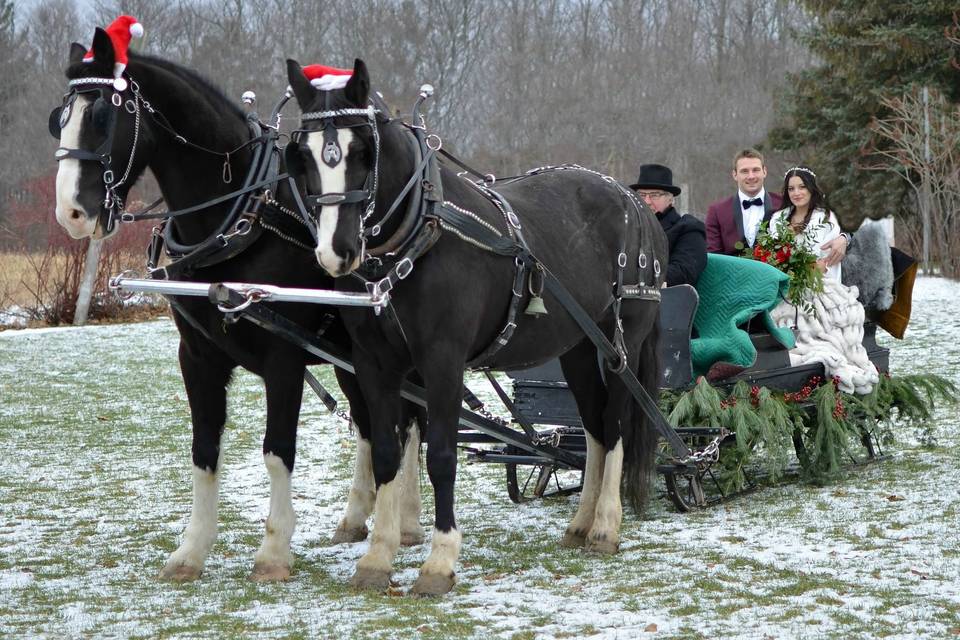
[83,15,144,80]
[301,65,353,91]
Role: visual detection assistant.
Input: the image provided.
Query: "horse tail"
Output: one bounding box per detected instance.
[622,312,660,513]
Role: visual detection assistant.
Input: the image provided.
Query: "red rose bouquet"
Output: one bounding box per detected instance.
[743,217,825,314]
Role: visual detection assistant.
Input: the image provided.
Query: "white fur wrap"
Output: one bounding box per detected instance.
[770,279,879,395]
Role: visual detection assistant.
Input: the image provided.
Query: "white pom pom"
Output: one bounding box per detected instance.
[130,22,144,38]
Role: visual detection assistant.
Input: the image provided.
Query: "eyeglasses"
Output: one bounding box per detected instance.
[636,191,671,200]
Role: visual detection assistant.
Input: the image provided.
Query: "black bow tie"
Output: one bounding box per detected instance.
[742,197,763,209]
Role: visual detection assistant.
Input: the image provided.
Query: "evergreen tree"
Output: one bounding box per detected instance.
[768,1,959,228]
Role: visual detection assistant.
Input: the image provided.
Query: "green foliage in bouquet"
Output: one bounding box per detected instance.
[741,217,825,314]
[659,372,958,492]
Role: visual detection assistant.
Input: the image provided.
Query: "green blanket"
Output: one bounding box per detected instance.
[691,254,795,377]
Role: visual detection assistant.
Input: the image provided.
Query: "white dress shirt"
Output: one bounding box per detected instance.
[739,189,766,247]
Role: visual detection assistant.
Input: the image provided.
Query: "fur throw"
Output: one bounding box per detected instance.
[841,224,894,310]
[771,279,879,395]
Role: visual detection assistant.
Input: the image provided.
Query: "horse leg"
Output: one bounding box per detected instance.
[331,369,374,544]
[349,359,404,591]
[558,338,608,548]
[250,356,305,582]
[411,361,464,596]
[398,412,425,547]
[587,308,659,555]
[331,367,422,546]
[159,340,233,581]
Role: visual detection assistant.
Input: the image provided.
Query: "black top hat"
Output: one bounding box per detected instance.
[629,163,681,195]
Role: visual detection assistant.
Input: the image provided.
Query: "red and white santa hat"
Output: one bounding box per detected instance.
[302,65,353,91]
[83,15,144,79]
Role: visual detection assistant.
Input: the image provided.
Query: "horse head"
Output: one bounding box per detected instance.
[285,58,382,277]
[52,28,152,240]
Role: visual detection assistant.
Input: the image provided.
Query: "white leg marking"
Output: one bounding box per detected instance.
[399,422,424,545]
[54,97,97,239]
[588,439,624,552]
[564,432,604,541]
[162,449,223,578]
[335,431,375,541]
[355,477,401,576]
[418,527,462,579]
[253,453,296,574]
[306,128,355,274]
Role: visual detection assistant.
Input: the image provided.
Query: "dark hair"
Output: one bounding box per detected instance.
[781,167,832,233]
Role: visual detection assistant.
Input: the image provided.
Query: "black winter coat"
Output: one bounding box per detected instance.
[657,206,707,287]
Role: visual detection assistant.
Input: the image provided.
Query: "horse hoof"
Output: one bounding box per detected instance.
[350,568,392,591]
[559,530,587,548]
[586,537,619,555]
[250,562,291,582]
[159,562,202,582]
[400,528,425,547]
[332,524,369,544]
[411,571,456,597]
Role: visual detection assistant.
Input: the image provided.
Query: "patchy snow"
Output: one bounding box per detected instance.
[0,277,958,639]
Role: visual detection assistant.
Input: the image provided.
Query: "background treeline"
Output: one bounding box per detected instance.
[2,0,810,227]
[0,0,958,270]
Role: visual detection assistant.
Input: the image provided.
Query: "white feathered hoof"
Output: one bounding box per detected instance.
[560,528,588,548]
[250,562,291,582]
[400,525,425,547]
[410,570,456,596]
[350,567,392,591]
[158,561,203,582]
[331,524,369,544]
[585,533,619,555]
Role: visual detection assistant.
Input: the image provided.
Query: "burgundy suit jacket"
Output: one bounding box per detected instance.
[705,191,784,255]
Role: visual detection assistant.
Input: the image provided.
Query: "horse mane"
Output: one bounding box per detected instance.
[65,51,248,147]
[126,52,248,123]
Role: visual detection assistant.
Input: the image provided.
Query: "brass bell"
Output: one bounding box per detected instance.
[524,295,547,316]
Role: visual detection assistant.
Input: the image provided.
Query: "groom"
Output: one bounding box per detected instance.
[705,148,782,256]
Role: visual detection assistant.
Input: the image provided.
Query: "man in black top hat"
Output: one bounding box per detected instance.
[630,163,707,287]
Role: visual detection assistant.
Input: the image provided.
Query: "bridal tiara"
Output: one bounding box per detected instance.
[785,166,817,178]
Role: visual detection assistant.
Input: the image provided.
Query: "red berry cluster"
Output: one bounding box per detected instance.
[833,396,847,419]
[750,385,761,406]
[720,396,738,409]
[783,375,824,403]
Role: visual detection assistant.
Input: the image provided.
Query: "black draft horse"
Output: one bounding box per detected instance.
[51,29,426,581]
[285,58,668,595]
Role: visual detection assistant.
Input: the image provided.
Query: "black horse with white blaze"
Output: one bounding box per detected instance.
[51,28,426,581]
[285,58,668,595]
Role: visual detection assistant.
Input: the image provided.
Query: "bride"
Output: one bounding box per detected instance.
[769,166,848,281]
[768,166,877,395]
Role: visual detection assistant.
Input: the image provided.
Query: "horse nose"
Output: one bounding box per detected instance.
[340,247,357,273]
[55,206,96,239]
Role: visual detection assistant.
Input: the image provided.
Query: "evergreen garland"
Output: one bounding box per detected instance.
[659,372,958,490]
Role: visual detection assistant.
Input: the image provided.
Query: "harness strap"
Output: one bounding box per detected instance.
[124,173,289,222]
[432,196,685,455]
[466,258,527,369]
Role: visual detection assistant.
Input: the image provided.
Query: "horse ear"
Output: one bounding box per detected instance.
[69,42,86,65]
[344,59,370,106]
[286,59,316,108]
[90,27,116,71]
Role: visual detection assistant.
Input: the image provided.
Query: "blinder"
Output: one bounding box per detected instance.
[48,91,78,140]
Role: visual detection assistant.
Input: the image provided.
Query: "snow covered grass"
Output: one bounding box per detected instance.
[0,277,958,639]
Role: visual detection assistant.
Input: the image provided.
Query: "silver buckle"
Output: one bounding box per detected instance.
[396,258,413,280]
